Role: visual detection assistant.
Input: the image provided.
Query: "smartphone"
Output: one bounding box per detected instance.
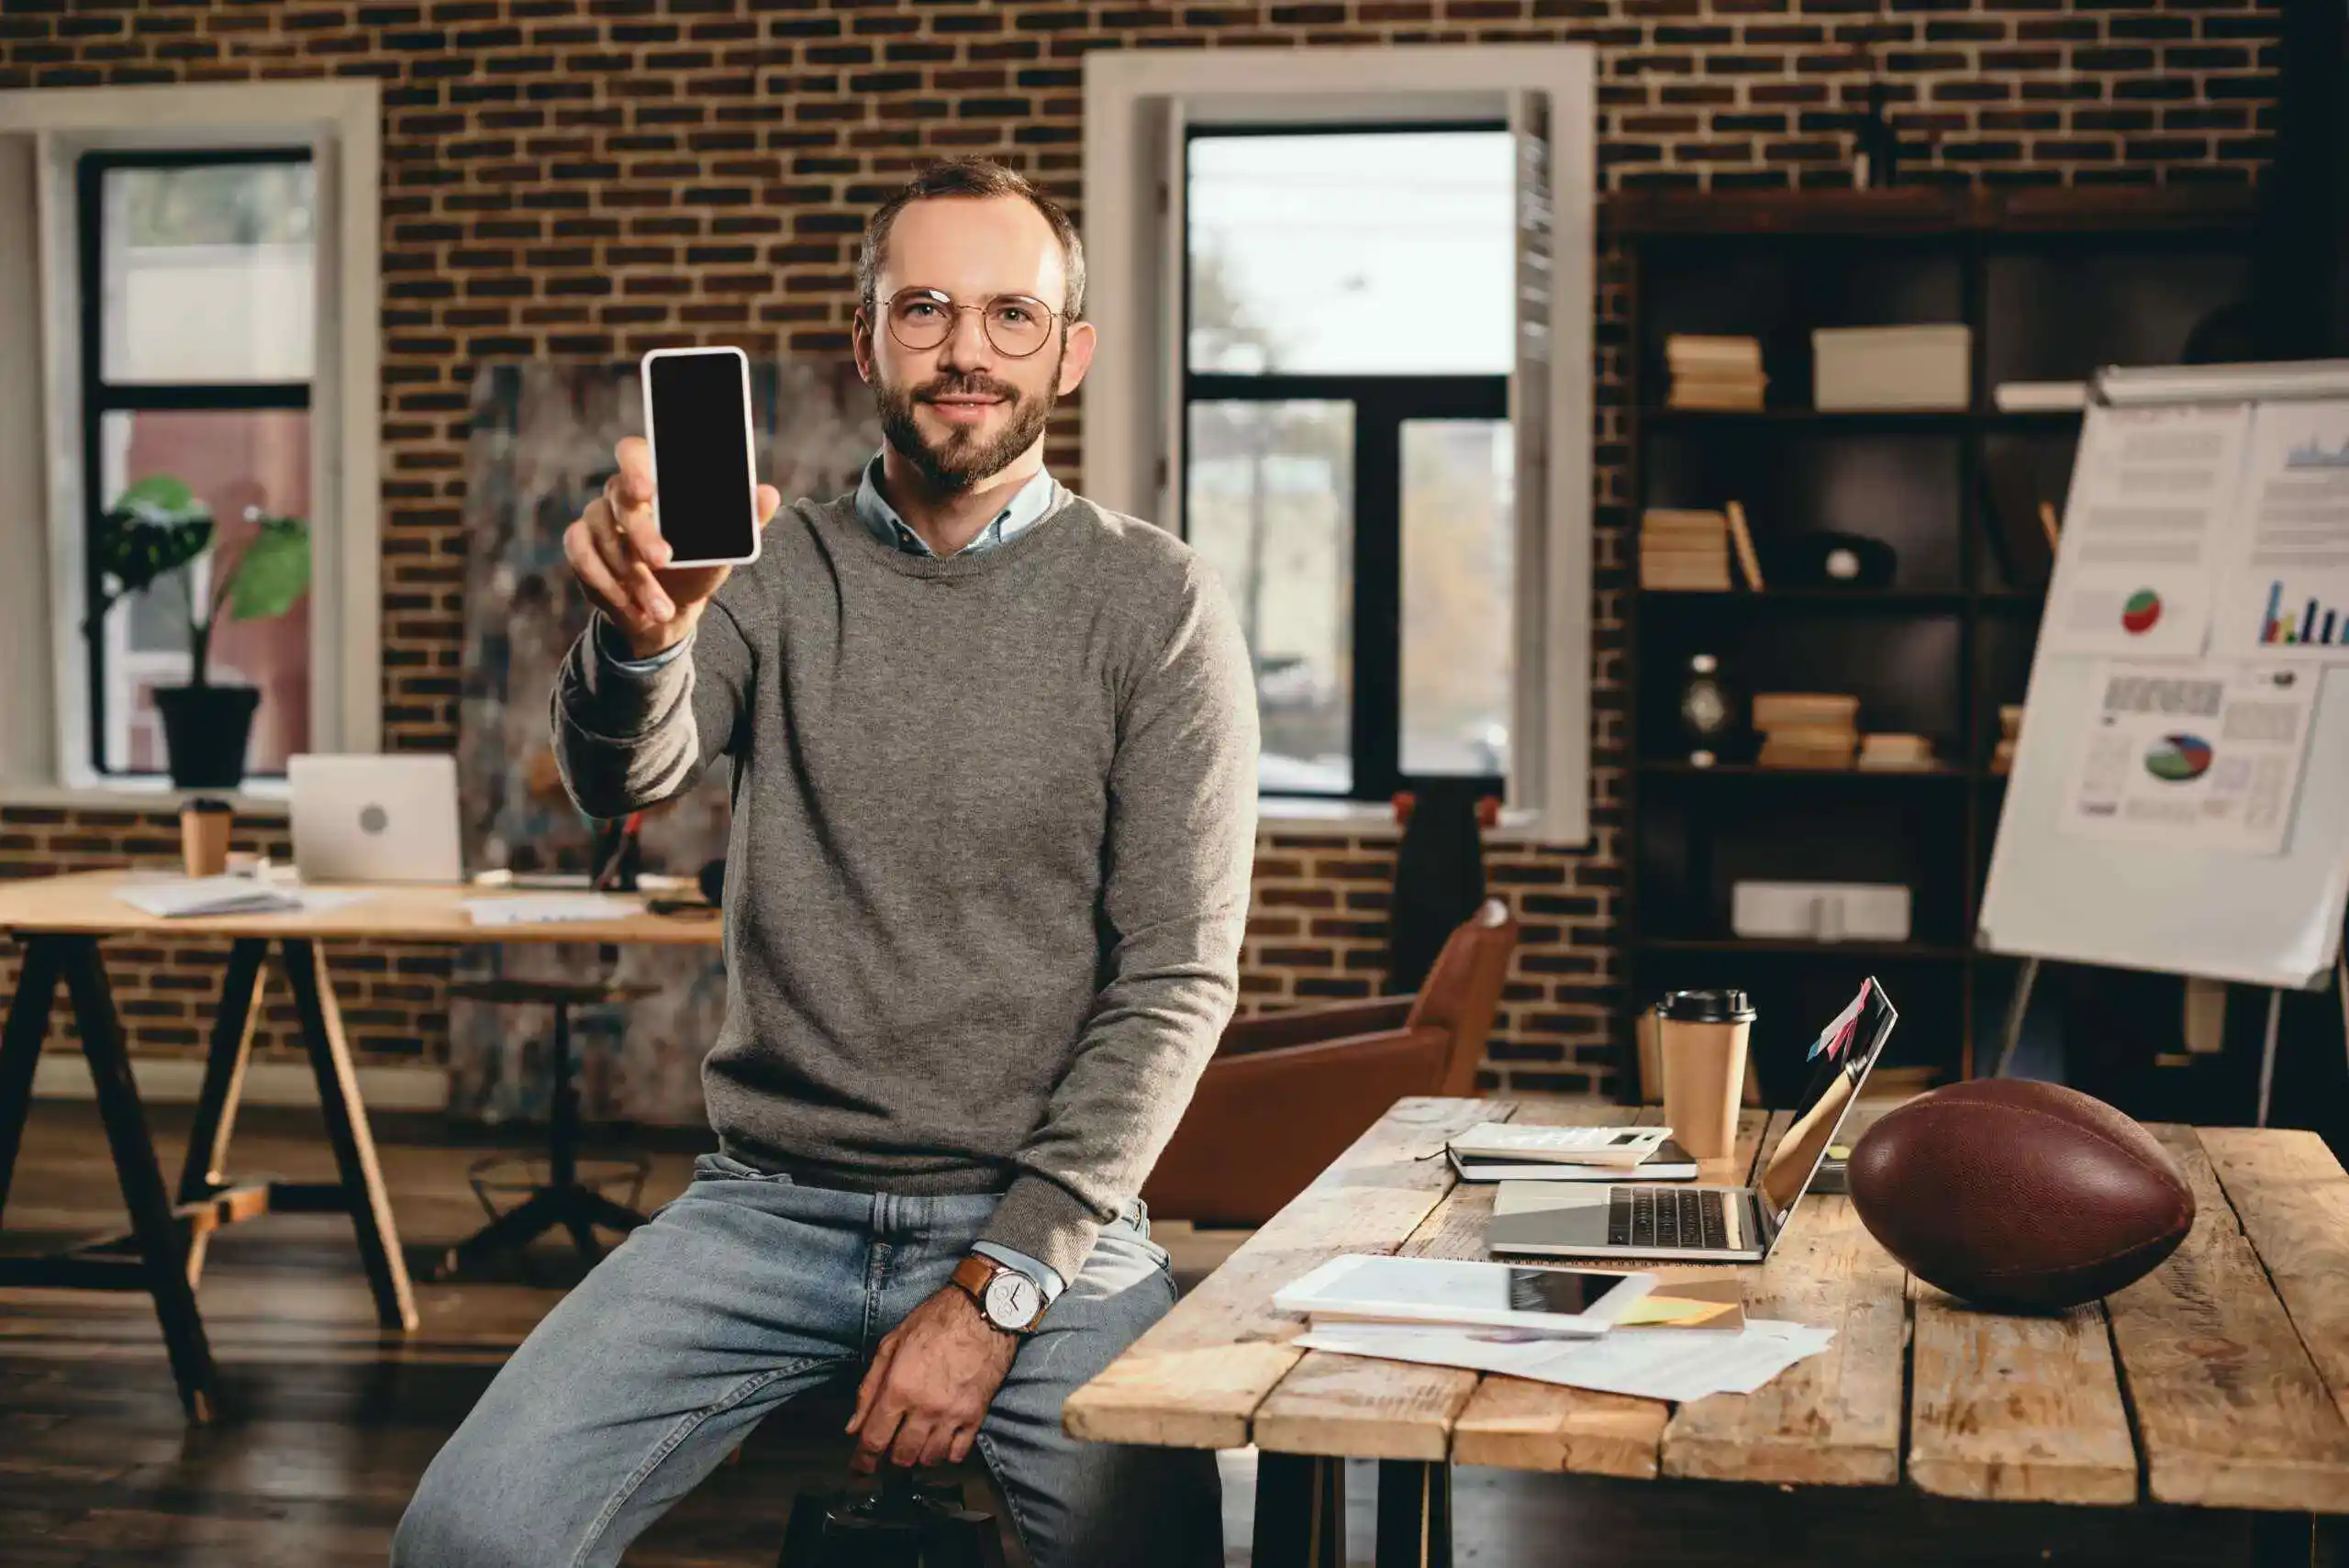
[640,346,761,567]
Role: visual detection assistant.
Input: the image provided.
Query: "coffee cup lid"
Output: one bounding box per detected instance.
[183,796,234,816]
[1658,988,1755,1023]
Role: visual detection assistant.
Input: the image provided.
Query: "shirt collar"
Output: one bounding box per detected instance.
[853,454,1060,559]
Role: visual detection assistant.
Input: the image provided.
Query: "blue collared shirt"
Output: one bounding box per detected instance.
[599,454,1070,1307]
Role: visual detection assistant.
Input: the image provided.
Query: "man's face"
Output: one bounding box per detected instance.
[854,195,1097,493]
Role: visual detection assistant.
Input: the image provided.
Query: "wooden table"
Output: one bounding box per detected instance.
[1066,1097,2349,1567]
[0,868,721,1422]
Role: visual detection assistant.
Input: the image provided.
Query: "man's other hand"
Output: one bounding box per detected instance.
[845,1282,1019,1473]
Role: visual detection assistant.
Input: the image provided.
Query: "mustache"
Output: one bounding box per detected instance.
[914,374,1021,403]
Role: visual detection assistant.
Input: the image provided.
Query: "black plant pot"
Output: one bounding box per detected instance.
[153,684,262,790]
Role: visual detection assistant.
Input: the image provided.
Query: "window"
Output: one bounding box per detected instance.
[1182,127,1514,801]
[79,150,318,779]
[0,82,380,802]
[1080,47,1596,840]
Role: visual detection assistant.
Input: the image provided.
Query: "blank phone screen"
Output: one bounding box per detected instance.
[646,351,755,562]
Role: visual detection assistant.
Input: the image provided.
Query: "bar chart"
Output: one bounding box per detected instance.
[2258,580,2349,647]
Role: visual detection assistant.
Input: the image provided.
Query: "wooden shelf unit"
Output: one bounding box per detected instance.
[1615,186,2258,1104]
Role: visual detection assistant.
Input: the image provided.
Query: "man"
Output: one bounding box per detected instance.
[393,159,1257,1568]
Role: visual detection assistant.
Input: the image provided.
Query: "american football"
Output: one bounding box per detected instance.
[1846,1078,2195,1312]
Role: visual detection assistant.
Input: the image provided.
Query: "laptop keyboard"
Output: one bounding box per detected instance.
[1608,1185,1732,1251]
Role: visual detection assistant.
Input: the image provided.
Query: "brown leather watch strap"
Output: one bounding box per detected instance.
[951,1253,996,1310]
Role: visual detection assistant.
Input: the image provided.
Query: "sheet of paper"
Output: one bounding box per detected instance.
[1297,1319,1836,1403]
[2214,399,2349,661]
[2043,402,2250,657]
[114,878,380,918]
[461,893,642,927]
[2059,661,2319,856]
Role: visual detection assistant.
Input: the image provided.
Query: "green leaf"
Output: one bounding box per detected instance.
[226,515,311,620]
[112,474,204,522]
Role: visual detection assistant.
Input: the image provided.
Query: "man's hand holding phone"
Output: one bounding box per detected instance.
[564,436,781,662]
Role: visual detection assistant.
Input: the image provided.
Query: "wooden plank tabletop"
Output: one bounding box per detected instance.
[1072,1097,2349,1516]
[0,869,722,946]
[2106,1126,2349,1513]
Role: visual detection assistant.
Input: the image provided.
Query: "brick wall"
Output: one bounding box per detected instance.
[0,0,2280,1102]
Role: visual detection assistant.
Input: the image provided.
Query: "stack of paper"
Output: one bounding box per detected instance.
[1641,509,1733,591]
[1665,335,1767,410]
[1753,691,1860,770]
[460,894,642,927]
[1297,1318,1835,1403]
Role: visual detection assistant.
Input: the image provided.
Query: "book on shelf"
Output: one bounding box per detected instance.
[1991,380,2087,413]
[1856,732,1935,771]
[1725,501,1766,590]
[1751,692,1861,730]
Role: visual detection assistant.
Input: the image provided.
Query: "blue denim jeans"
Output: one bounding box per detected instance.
[392,1155,1221,1568]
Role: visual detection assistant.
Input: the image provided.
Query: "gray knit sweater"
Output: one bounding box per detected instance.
[550,491,1260,1282]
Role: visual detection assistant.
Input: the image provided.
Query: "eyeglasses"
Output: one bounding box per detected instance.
[882,287,1060,359]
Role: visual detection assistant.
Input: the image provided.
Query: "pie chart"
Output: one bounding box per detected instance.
[2121,589,2162,635]
[2143,733,2213,783]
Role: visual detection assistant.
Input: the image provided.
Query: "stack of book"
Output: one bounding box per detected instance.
[1640,508,1732,591]
[1753,692,1861,770]
[1992,704,2023,774]
[1856,732,1935,773]
[1665,335,1767,409]
[1445,1122,1699,1184]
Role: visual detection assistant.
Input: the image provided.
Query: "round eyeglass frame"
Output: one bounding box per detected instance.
[880,286,1061,359]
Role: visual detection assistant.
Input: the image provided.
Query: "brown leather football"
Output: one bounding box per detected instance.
[1846,1079,2194,1312]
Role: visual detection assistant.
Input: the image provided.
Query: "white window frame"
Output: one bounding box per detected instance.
[0,83,381,809]
[1082,46,1596,845]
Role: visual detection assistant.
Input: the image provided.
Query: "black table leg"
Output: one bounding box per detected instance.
[280,938,417,1331]
[1375,1458,1452,1568]
[177,937,267,1205]
[1252,1451,1344,1568]
[0,936,64,1221]
[54,935,220,1424]
[2253,1511,2349,1568]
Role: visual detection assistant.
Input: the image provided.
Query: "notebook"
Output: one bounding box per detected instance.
[1447,1140,1699,1184]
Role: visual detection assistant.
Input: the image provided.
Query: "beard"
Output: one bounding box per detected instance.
[873,351,1062,494]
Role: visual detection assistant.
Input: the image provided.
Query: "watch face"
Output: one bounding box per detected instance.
[984,1271,1042,1329]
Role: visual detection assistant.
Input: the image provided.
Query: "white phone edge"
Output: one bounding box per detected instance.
[639,344,763,568]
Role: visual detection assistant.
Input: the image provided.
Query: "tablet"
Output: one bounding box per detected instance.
[1273,1254,1654,1337]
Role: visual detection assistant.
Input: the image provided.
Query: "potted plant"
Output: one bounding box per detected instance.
[86,475,311,789]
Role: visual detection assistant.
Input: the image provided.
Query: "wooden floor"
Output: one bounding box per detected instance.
[0,1100,2309,1567]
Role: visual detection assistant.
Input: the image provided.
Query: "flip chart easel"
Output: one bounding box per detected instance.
[1976,361,2349,1124]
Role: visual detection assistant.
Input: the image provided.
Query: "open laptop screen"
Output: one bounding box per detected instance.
[1754,978,1899,1229]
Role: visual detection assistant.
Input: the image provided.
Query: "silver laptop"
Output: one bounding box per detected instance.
[288,753,463,884]
[1488,978,1898,1264]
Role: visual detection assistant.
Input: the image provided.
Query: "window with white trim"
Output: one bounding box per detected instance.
[0,83,381,804]
[1080,48,1595,841]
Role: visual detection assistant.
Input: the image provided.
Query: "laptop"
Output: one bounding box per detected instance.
[288,753,464,884]
[1487,977,1898,1264]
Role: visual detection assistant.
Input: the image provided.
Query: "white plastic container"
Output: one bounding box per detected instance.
[1812,325,1972,411]
[1731,881,1913,943]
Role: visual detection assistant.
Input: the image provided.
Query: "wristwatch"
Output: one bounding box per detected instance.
[952,1253,1045,1333]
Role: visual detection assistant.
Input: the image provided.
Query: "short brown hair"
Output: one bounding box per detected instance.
[857,159,1086,323]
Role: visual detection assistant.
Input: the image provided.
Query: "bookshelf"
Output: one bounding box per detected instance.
[1615,186,2259,1106]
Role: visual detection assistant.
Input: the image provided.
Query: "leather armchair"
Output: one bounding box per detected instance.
[1143,899,1520,1228]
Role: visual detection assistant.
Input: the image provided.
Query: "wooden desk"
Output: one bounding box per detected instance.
[0,869,721,1422]
[1066,1097,2349,1568]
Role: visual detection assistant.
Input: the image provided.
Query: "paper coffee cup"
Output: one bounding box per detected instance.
[180,798,234,879]
[1656,988,1755,1161]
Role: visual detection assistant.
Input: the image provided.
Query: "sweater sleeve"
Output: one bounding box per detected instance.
[549,591,757,820]
[974,560,1261,1284]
